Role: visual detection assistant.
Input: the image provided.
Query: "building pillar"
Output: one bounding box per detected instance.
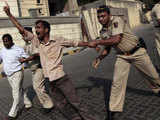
[68,0,79,14]
[17,0,22,17]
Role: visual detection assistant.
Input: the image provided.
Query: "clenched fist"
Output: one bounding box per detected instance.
[92,58,101,69]
[19,58,26,63]
[3,1,11,16]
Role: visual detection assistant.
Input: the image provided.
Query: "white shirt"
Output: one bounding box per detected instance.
[0,45,29,76]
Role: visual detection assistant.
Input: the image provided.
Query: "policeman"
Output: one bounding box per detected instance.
[151,2,160,72]
[19,27,54,114]
[90,5,160,120]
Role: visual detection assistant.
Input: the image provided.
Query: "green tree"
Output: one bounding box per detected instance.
[139,0,159,10]
[77,0,99,6]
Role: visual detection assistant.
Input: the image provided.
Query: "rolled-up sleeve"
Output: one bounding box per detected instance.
[24,30,40,48]
[57,37,79,47]
[23,30,34,41]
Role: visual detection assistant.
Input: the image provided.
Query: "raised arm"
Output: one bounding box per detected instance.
[3,2,26,36]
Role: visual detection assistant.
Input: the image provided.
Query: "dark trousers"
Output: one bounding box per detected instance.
[50,75,96,120]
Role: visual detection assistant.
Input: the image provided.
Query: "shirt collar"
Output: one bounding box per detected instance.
[40,36,56,46]
[4,44,15,50]
[40,40,55,46]
[102,16,114,30]
[11,44,15,49]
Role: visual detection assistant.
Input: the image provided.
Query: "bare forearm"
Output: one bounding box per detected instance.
[24,56,34,62]
[8,14,25,34]
[24,53,39,62]
[96,37,120,46]
[4,2,25,35]
[94,34,122,46]
[78,42,89,47]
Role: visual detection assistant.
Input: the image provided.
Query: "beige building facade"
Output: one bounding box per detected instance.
[19,0,79,17]
[19,0,50,17]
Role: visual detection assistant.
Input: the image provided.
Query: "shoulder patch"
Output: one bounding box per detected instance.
[113,22,118,28]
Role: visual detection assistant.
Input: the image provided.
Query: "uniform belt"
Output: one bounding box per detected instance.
[119,45,141,56]
[155,26,160,28]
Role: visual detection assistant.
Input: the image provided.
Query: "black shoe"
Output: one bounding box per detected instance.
[23,107,32,112]
[155,66,160,73]
[39,107,54,114]
[156,91,160,96]
[104,111,116,120]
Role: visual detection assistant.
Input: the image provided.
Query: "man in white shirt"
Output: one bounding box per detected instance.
[0,34,32,120]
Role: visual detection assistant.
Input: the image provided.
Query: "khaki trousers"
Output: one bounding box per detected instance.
[109,48,160,112]
[153,27,160,69]
[8,70,32,117]
[155,28,160,56]
[32,68,53,108]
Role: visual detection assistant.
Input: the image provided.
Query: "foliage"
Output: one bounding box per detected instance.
[77,0,160,10]
[77,0,99,6]
[139,0,160,10]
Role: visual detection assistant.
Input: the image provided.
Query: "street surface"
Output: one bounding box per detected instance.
[0,24,160,120]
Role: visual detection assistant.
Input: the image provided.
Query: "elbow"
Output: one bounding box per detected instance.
[19,29,25,35]
[114,34,122,44]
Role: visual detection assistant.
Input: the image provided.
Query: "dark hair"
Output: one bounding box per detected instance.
[97,5,110,14]
[24,27,33,33]
[2,33,13,41]
[35,20,50,33]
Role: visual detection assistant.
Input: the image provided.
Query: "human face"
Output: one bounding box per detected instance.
[3,37,13,49]
[35,22,47,41]
[97,11,110,26]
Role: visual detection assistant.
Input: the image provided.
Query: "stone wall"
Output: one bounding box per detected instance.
[19,0,49,17]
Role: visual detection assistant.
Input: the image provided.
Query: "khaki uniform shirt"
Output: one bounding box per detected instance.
[24,31,79,81]
[100,16,139,53]
[24,42,41,71]
[151,3,160,27]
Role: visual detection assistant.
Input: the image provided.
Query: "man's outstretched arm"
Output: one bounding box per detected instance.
[88,34,122,47]
[3,2,26,37]
[19,53,40,63]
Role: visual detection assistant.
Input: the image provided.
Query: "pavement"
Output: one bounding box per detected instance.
[0,24,160,120]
